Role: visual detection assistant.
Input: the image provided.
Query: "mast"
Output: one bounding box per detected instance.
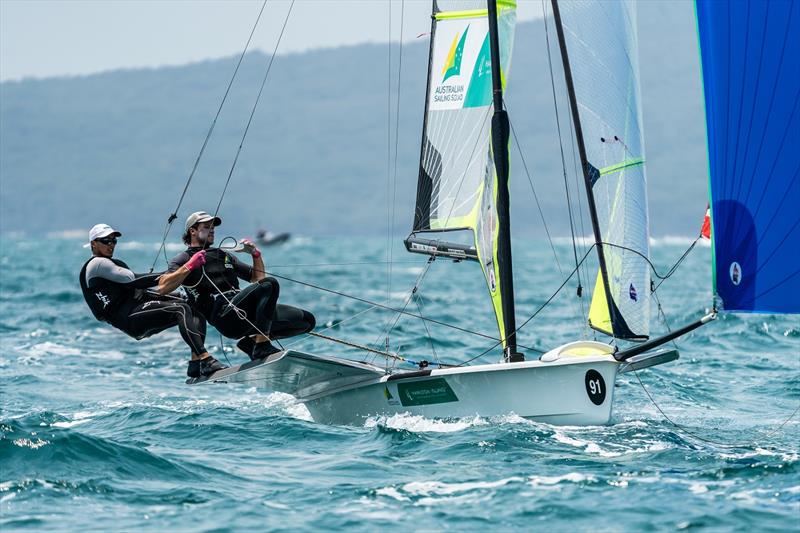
[550,0,621,337]
[487,0,522,362]
[411,1,439,233]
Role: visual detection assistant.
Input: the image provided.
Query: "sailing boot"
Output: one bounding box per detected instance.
[236,336,256,356]
[250,341,281,360]
[187,356,228,378]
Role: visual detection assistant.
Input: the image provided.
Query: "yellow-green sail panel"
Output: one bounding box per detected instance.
[588,270,613,335]
[474,166,506,348]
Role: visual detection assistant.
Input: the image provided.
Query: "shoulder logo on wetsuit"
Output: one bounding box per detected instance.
[224,255,233,269]
[95,292,111,308]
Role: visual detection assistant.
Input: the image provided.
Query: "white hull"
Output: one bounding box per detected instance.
[304,356,619,426]
[194,341,640,427]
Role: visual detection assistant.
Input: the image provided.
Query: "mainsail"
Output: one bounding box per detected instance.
[695,0,800,314]
[552,0,651,340]
[407,0,517,344]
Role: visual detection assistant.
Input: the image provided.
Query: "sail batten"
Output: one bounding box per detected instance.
[696,0,800,314]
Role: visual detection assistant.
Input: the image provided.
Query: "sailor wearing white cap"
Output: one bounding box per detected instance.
[78,223,227,378]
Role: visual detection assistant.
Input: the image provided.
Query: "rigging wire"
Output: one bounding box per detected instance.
[541,0,584,306]
[456,246,597,366]
[633,369,800,449]
[385,0,393,341]
[149,0,269,273]
[373,256,435,365]
[505,112,562,274]
[629,237,800,448]
[652,235,702,291]
[210,0,295,222]
[268,260,428,269]
[384,0,406,359]
[506,107,592,333]
[245,263,538,350]
[414,292,441,367]
[456,235,706,366]
[202,226,702,369]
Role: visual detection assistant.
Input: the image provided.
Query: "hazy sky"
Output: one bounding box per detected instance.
[1,0,543,82]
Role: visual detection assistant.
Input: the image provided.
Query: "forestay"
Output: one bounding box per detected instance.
[556,0,651,340]
[408,0,517,344]
[695,0,800,314]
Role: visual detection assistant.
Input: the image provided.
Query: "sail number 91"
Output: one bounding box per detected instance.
[584,370,606,405]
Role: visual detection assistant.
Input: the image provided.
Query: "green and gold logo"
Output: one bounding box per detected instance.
[442,26,469,82]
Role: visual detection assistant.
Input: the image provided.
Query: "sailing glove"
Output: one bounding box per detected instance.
[184,250,206,272]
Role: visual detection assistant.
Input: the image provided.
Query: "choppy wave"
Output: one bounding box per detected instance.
[1,235,797,531]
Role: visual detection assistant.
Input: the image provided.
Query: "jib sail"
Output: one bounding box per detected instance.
[553,0,651,340]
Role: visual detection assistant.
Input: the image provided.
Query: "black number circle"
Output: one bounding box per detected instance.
[585,369,606,405]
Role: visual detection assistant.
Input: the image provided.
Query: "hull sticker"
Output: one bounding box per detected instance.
[397,378,459,406]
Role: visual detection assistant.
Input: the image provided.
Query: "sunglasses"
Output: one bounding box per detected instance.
[96,237,118,245]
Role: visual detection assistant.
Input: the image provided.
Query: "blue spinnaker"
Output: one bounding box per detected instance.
[696,0,800,314]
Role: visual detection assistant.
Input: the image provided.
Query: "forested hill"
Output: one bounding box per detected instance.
[0,2,705,239]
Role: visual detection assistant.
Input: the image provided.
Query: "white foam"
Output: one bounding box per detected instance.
[719,447,799,462]
[51,410,99,428]
[688,482,709,494]
[402,477,523,496]
[51,419,91,429]
[28,342,83,357]
[364,412,487,432]
[375,487,409,502]
[12,438,49,449]
[528,472,596,486]
[95,389,313,421]
[262,501,291,510]
[264,391,312,421]
[552,429,669,458]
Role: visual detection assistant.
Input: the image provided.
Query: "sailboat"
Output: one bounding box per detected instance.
[190,0,799,427]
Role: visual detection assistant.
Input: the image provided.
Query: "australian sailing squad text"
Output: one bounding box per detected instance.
[434,84,464,103]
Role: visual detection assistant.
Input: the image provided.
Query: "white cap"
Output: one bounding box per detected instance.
[185,211,222,232]
[84,223,121,247]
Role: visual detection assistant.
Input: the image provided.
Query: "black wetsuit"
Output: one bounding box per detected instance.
[168,247,315,340]
[80,257,208,355]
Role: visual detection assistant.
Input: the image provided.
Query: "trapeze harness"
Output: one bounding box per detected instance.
[172,248,314,340]
[79,257,208,354]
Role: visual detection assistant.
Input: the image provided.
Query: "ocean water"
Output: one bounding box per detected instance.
[1,235,797,531]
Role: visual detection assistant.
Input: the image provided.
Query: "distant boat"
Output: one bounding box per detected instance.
[255,229,290,247]
[191,0,798,427]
